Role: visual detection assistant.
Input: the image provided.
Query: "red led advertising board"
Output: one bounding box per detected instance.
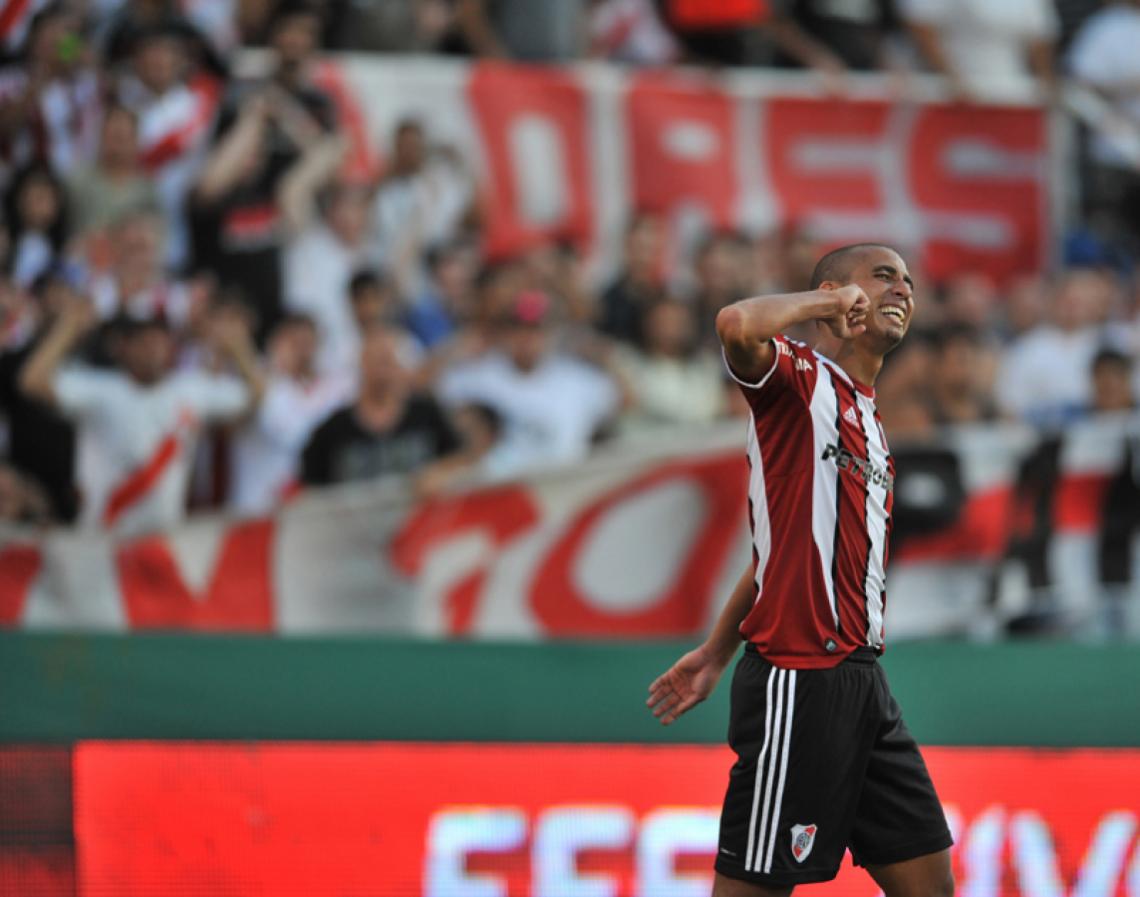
[72,743,1140,897]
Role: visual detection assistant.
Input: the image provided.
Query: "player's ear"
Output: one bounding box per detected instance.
[817,280,839,292]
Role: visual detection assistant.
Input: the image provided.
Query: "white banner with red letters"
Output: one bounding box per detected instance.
[1,417,1138,638]
[305,56,1052,283]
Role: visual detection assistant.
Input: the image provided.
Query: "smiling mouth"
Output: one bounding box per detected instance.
[880,306,906,324]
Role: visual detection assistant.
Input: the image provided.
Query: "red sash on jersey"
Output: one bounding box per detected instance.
[139,75,221,171]
[0,0,35,51]
[102,432,181,527]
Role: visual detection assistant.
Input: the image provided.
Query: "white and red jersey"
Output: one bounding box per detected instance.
[120,74,220,267]
[0,0,50,56]
[0,67,101,177]
[727,334,895,669]
[54,366,249,536]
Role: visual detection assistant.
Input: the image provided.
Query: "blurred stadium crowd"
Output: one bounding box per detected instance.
[0,0,1139,537]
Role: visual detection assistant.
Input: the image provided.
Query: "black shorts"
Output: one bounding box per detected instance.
[715,645,953,886]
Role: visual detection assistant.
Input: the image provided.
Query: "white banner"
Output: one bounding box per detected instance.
[2,418,1138,638]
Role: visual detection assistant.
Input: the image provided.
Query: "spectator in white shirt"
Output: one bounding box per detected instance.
[116,24,220,269]
[18,299,264,535]
[0,6,102,178]
[901,0,1058,101]
[996,269,1122,427]
[439,290,620,475]
[372,120,476,296]
[1066,1,1140,248]
[285,184,381,375]
[230,313,355,515]
[589,0,679,65]
[1068,1,1140,169]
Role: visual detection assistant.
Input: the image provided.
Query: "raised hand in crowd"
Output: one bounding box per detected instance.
[203,303,265,406]
[16,292,97,406]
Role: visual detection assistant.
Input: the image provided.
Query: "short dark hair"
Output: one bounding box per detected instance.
[933,323,980,351]
[349,268,390,298]
[276,311,316,332]
[626,210,661,234]
[114,314,170,338]
[1092,347,1131,372]
[395,118,424,138]
[270,0,321,26]
[694,229,740,262]
[809,243,900,289]
[460,402,503,438]
[425,238,473,273]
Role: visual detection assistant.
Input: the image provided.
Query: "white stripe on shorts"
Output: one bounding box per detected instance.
[763,669,796,873]
[744,666,778,872]
[752,669,786,871]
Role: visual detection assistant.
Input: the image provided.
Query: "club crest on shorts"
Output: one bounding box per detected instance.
[790,824,817,863]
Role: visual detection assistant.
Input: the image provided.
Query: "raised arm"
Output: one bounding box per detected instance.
[194,98,270,203]
[455,0,510,58]
[715,286,869,383]
[18,298,95,405]
[211,309,266,409]
[646,564,756,726]
[277,134,346,235]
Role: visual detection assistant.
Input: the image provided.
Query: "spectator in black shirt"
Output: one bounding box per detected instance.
[301,326,467,488]
[190,0,342,340]
[0,273,80,521]
[599,211,666,348]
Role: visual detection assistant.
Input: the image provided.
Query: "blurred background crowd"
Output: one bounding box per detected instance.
[1,0,1139,537]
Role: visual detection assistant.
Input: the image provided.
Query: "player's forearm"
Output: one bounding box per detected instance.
[716,290,840,352]
[701,565,757,668]
[195,110,266,202]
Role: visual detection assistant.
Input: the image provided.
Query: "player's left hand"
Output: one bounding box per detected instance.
[647,645,729,726]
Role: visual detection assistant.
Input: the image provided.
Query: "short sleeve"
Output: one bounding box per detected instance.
[438,361,487,407]
[723,335,818,406]
[584,366,621,425]
[178,372,250,422]
[53,367,122,420]
[1012,0,1058,41]
[1067,17,1118,85]
[427,399,463,457]
[300,414,336,485]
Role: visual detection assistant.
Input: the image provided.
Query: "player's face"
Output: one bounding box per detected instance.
[848,248,914,352]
